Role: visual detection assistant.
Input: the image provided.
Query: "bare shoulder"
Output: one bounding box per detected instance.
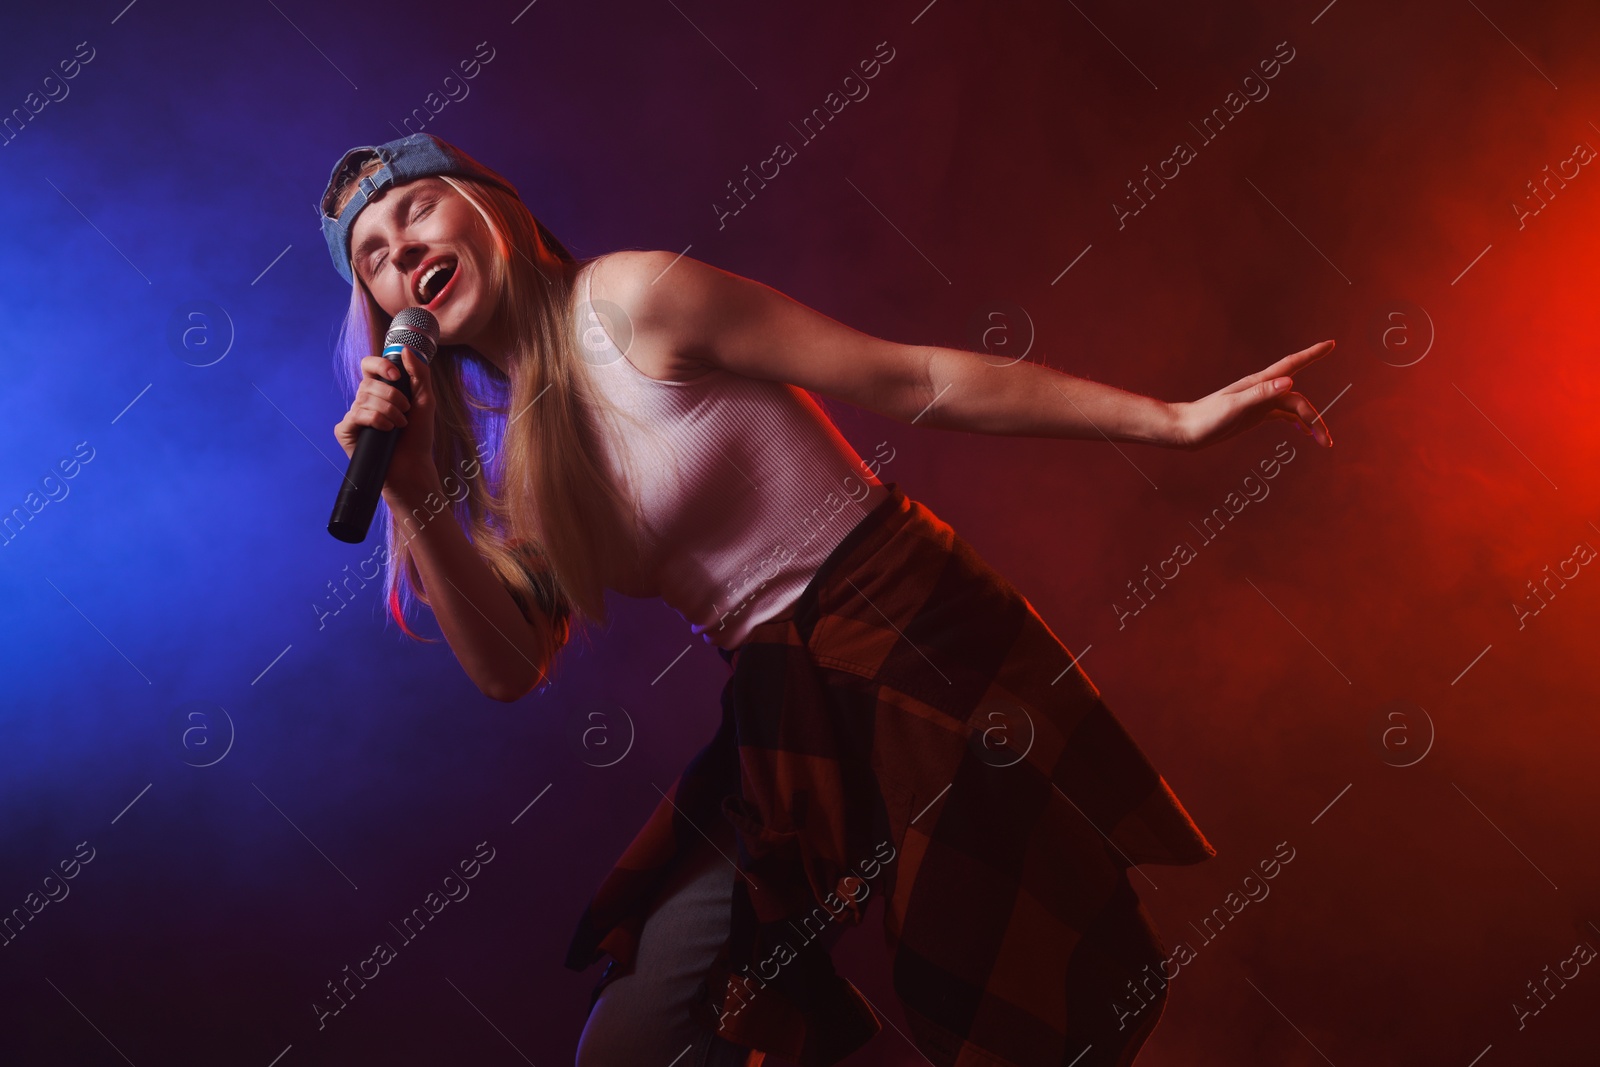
[584,250,718,383]
[583,250,925,424]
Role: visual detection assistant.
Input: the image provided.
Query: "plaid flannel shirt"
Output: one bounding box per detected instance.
[565,483,1215,1066]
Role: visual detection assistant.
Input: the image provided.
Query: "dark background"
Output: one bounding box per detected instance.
[3,0,1598,1063]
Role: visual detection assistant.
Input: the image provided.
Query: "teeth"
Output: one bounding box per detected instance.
[415,260,454,303]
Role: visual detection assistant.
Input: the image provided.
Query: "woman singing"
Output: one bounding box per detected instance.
[321,133,1333,1067]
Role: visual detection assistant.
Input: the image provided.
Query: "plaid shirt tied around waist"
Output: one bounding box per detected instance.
[564,482,1216,1066]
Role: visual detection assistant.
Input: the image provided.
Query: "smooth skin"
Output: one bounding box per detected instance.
[332,179,1333,701]
[583,248,1333,451]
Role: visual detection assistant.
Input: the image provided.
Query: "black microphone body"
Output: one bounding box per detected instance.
[327,307,440,544]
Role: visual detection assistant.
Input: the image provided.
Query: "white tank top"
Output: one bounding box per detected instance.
[577,260,890,650]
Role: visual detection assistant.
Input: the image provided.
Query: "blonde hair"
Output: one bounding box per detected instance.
[329,163,660,683]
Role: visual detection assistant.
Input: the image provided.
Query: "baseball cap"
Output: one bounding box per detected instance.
[318,132,574,285]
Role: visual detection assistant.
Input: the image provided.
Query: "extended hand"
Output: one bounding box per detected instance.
[1170,340,1334,451]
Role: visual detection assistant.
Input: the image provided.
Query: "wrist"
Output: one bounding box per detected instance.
[1139,398,1185,449]
[1164,399,1190,451]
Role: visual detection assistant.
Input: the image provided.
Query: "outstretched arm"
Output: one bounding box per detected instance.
[917,337,1335,449]
[911,346,1179,445]
[602,249,1332,449]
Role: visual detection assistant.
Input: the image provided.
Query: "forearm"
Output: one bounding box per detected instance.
[909,345,1178,446]
[382,476,552,702]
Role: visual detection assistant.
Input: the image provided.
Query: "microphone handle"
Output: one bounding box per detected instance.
[327,343,415,544]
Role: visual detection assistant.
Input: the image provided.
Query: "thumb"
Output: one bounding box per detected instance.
[1258,376,1291,402]
[399,344,432,396]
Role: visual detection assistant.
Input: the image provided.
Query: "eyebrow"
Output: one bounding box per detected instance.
[351,187,425,269]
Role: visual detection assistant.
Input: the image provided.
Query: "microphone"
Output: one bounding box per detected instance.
[327,307,439,544]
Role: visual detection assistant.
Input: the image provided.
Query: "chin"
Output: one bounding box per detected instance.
[435,308,481,348]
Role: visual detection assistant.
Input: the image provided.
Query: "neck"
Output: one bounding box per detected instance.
[463,319,514,376]
[473,345,511,377]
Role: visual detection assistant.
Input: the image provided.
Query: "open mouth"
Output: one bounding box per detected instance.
[414,258,459,307]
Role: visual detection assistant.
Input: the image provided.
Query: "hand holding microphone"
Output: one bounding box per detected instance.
[328,307,439,543]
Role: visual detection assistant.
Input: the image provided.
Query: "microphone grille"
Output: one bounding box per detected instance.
[386,306,440,361]
[385,328,437,362]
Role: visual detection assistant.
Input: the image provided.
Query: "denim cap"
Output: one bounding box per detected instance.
[318,132,574,285]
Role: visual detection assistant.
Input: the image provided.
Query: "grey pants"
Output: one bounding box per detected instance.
[574,814,762,1067]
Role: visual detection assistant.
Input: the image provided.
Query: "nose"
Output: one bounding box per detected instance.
[391,242,428,280]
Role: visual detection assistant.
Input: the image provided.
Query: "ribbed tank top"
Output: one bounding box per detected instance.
[577,260,890,650]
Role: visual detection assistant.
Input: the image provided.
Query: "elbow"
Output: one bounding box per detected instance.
[483,681,528,704]
[483,662,550,704]
[483,622,562,703]
[896,344,940,426]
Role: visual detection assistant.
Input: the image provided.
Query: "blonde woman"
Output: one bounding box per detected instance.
[321,133,1333,1067]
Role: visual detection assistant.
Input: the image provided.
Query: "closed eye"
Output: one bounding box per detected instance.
[367,199,437,275]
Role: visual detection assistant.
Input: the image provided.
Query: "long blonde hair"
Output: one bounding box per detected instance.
[329,164,656,679]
